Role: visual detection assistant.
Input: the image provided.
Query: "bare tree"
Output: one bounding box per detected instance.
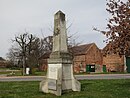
[48,20,82,48]
[7,33,53,74]
[12,33,38,75]
[7,26,81,74]
[6,45,21,68]
[41,36,53,53]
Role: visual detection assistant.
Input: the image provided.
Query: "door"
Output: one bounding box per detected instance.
[90,65,95,72]
[103,65,107,72]
[126,57,130,73]
[86,65,90,72]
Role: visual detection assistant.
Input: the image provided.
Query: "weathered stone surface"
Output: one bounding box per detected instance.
[40,10,81,96]
[48,79,57,90]
[48,64,62,79]
[62,64,72,79]
[53,11,68,53]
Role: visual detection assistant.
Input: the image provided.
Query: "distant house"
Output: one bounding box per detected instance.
[70,43,103,73]
[103,54,124,72]
[39,43,128,73]
[39,43,103,73]
[39,52,51,71]
[102,44,125,72]
[0,57,8,68]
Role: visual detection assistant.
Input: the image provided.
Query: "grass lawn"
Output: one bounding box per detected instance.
[0,70,22,76]
[0,68,47,76]
[1,68,128,77]
[0,79,130,98]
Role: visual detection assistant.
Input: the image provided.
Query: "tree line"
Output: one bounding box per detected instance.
[6,33,52,75]
[6,31,80,75]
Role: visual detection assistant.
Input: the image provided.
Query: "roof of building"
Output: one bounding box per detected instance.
[39,52,51,59]
[70,43,96,55]
[40,43,98,59]
[102,43,130,57]
[0,57,5,61]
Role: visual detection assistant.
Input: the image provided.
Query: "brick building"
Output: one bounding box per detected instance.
[0,57,7,68]
[39,52,51,71]
[103,54,124,72]
[71,43,103,73]
[39,43,103,73]
[39,43,128,73]
[102,44,125,72]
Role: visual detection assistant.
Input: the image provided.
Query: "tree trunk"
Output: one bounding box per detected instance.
[22,56,26,75]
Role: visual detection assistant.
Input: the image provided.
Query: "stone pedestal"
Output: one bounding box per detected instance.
[40,52,80,96]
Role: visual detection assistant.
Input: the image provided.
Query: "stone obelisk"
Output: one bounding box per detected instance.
[40,10,81,96]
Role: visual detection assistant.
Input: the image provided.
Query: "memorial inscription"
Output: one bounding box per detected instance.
[48,79,57,90]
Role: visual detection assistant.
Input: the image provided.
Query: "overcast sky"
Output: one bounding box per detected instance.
[0,0,108,58]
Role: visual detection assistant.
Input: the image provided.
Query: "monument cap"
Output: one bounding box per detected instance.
[55,10,65,21]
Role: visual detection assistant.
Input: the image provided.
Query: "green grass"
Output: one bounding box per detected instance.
[74,72,128,75]
[0,71,22,76]
[1,68,128,77]
[0,79,130,98]
[32,71,47,76]
[0,68,47,76]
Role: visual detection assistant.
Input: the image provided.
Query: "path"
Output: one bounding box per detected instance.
[0,74,130,81]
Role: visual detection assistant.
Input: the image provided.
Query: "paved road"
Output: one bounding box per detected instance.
[76,74,130,80]
[0,74,130,81]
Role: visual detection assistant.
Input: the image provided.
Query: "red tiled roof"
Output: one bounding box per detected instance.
[70,43,95,55]
[40,43,96,59]
[0,57,5,61]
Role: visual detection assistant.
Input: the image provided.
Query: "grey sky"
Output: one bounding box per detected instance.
[0,0,108,58]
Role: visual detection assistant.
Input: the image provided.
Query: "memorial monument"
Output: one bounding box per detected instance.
[40,10,81,96]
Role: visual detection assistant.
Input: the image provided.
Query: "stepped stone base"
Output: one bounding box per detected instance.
[40,55,81,96]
